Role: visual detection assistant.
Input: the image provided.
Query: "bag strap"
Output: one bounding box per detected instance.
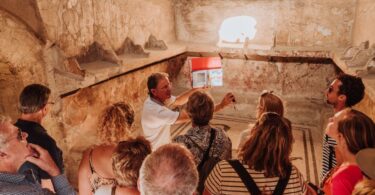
[273,165,292,195]
[227,160,261,195]
[111,185,117,195]
[198,128,216,169]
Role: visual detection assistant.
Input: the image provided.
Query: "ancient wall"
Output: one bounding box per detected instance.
[36,0,176,57]
[174,0,355,48]
[0,0,176,119]
[60,55,186,186]
[0,9,47,119]
[174,57,336,128]
[347,0,375,121]
[352,0,375,46]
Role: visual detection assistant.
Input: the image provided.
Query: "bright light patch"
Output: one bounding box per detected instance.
[218,16,257,46]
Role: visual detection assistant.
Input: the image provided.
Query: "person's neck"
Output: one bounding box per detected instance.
[334,105,347,114]
[150,96,165,105]
[341,150,357,165]
[20,113,43,124]
[116,186,139,195]
[0,162,20,174]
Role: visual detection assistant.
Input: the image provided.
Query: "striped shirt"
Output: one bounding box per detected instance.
[320,134,337,182]
[205,160,306,195]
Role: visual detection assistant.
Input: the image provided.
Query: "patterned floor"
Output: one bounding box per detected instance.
[171,113,321,184]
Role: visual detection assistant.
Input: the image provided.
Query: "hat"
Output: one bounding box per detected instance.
[356,148,375,179]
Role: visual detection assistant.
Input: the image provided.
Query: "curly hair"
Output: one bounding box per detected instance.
[239,112,293,178]
[336,74,365,107]
[97,102,135,144]
[352,179,375,195]
[112,136,151,187]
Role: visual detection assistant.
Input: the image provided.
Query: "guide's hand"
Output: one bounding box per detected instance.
[220,92,236,107]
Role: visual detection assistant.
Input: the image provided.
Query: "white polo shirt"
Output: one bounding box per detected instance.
[141,96,179,150]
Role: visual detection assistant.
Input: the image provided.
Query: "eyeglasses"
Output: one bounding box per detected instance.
[327,86,334,93]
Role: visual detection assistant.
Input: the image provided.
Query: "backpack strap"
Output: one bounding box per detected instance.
[198,128,216,170]
[273,165,292,195]
[227,160,261,195]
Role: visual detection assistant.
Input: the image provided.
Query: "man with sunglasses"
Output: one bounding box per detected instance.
[14,84,64,188]
[321,73,365,183]
[0,115,75,194]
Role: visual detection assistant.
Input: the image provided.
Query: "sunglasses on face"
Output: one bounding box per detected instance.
[328,86,334,93]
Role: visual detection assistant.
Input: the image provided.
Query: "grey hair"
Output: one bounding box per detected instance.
[0,115,11,148]
[139,143,198,195]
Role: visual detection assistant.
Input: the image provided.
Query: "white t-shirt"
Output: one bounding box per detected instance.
[141,96,179,150]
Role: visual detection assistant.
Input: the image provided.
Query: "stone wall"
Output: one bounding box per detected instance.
[60,54,186,186]
[0,9,47,119]
[348,0,375,121]
[0,0,176,119]
[173,57,336,128]
[37,0,176,57]
[174,0,355,48]
[352,0,375,46]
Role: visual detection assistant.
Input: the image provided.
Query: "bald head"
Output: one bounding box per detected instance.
[139,143,198,195]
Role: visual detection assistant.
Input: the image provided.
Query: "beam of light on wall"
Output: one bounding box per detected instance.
[217,16,257,48]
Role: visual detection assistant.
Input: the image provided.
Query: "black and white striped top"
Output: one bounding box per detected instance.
[205,160,306,195]
[320,134,337,182]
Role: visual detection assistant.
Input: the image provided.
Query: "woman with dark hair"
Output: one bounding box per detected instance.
[204,112,306,195]
[319,109,375,195]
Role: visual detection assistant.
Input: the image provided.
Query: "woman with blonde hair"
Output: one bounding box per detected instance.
[78,102,136,195]
[204,112,306,194]
[237,90,284,149]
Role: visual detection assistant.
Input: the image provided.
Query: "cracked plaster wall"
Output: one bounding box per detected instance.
[36,0,176,57]
[174,58,336,128]
[174,0,355,48]
[0,0,177,186]
[346,0,375,121]
[0,9,47,119]
[61,54,186,186]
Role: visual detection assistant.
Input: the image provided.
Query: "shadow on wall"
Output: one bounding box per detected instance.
[217,16,257,48]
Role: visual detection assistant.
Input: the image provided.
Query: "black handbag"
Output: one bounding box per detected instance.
[188,128,220,194]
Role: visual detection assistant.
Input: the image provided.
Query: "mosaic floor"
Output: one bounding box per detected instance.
[171,113,322,184]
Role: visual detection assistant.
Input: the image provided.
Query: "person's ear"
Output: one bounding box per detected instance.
[137,178,141,194]
[338,94,347,104]
[151,88,157,96]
